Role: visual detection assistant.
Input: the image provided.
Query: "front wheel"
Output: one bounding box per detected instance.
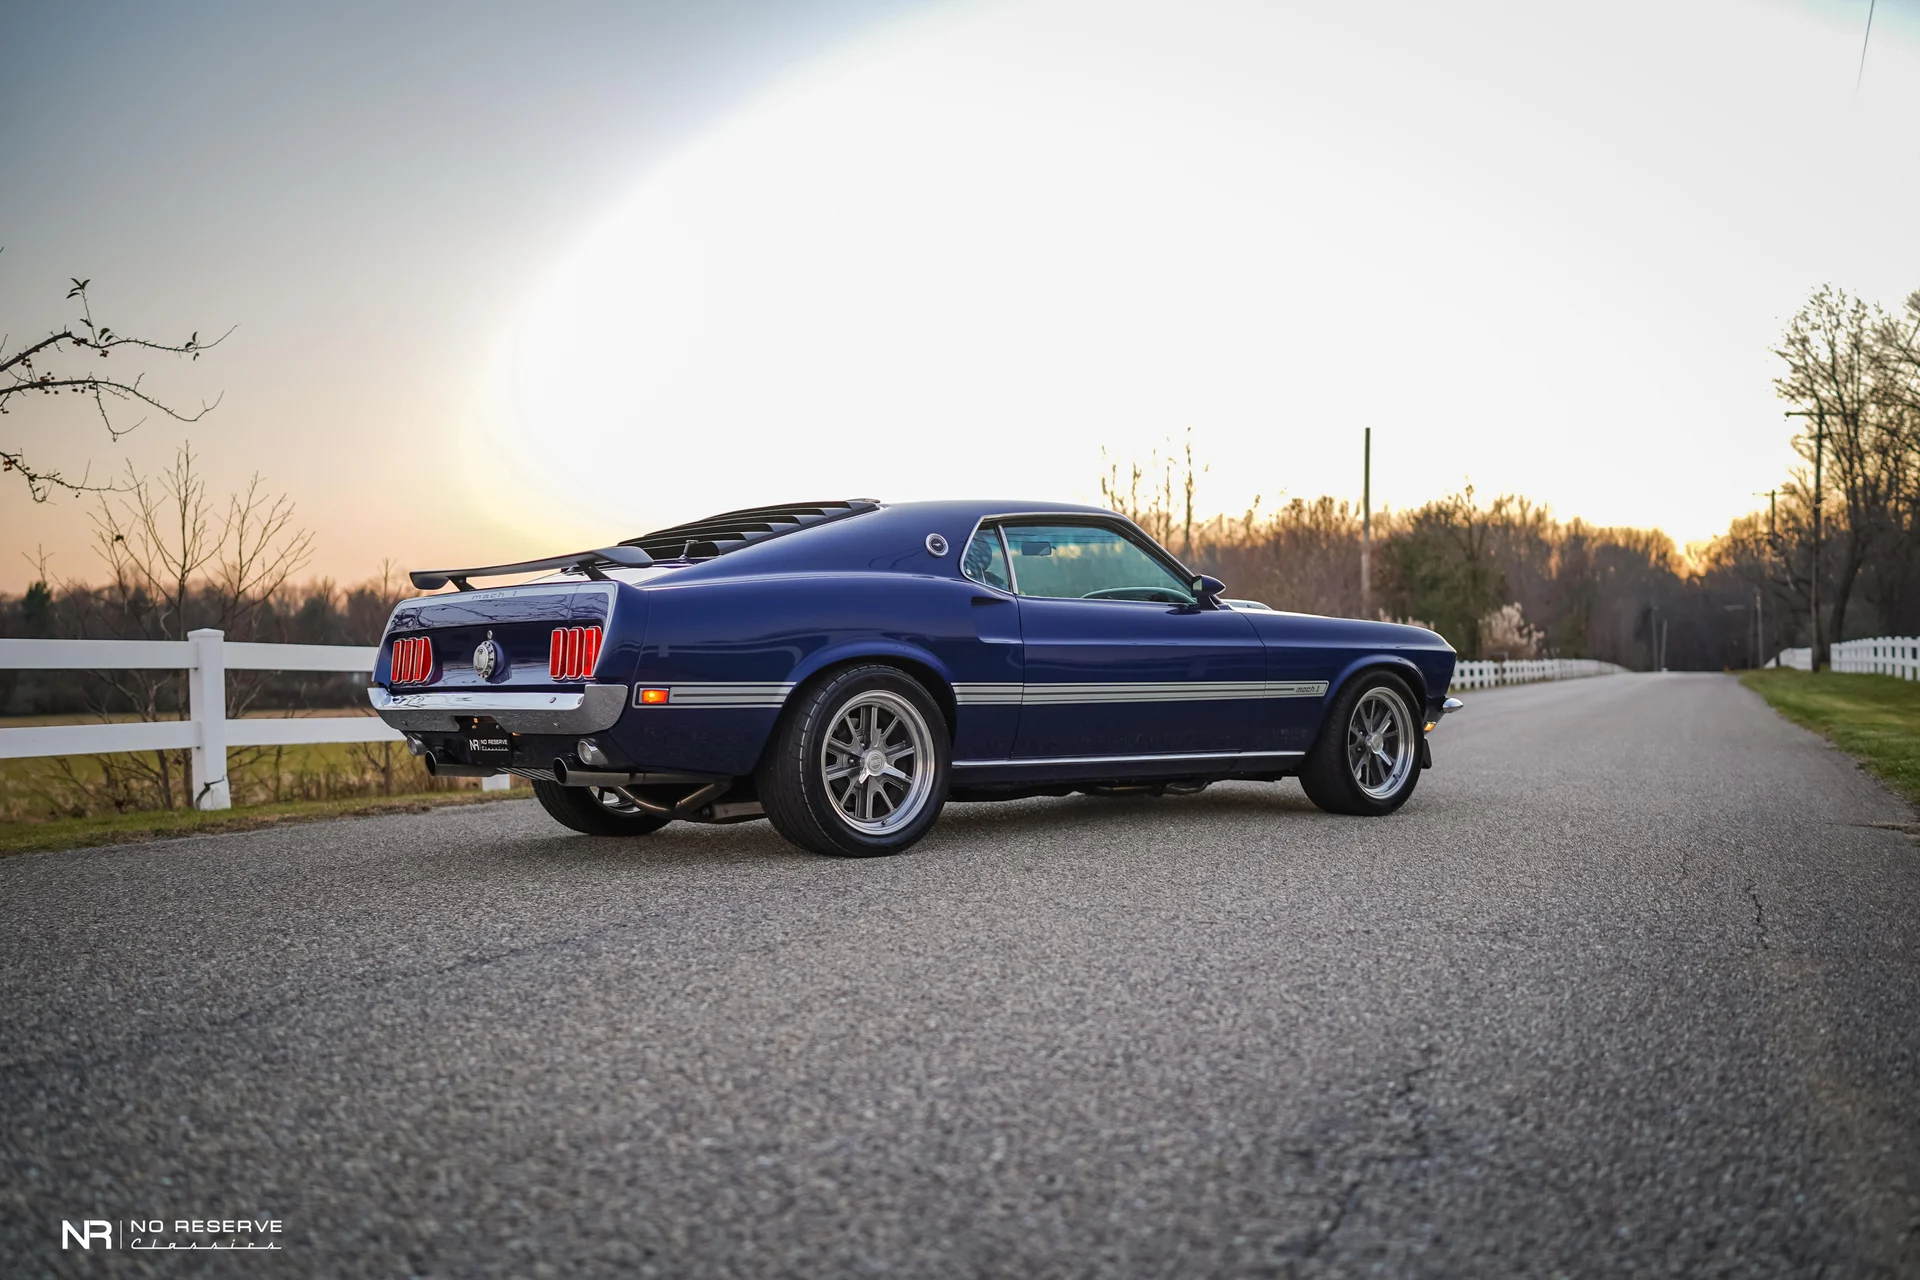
[532,779,673,836]
[758,665,949,857]
[1299,672,1423,816]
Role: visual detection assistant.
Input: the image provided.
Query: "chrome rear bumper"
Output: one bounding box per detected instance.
[369,685,628,734]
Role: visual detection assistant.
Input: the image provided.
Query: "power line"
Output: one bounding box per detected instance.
[1857,0,1877,97]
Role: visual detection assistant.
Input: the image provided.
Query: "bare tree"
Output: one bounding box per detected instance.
[1,273,231,499]
[1099,430,1207,557]
[1774,284,1916,662]
[49,446,312,808]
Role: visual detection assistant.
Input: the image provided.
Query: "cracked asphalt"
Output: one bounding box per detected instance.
[3,673,1918,1276]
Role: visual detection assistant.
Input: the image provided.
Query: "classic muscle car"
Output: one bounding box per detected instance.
[371,499,1460,856]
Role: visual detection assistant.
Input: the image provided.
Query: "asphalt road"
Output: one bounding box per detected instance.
[3,674,1917,1276]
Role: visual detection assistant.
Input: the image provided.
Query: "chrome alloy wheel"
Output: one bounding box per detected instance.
[1346,685,1414,800]
[820,689,934,834]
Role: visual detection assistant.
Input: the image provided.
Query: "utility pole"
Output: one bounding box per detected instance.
[1360,428,1372,619]
[1754,488,1776,667]
[1786,410,1824,670]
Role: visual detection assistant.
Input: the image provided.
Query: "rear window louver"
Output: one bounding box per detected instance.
[620,500,879,563]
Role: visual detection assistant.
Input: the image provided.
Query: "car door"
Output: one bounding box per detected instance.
[996,519,1266,760]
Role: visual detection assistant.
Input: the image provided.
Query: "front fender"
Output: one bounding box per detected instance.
[1326,653,1430,711]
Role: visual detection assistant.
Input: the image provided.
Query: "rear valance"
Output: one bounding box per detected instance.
[410,545,652,591]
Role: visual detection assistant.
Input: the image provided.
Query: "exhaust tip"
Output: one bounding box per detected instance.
[552,758,571,785]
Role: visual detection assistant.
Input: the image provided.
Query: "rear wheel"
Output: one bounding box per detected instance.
[758,665,949,857]
[1299,671,1423,816]
[532,779,673,836]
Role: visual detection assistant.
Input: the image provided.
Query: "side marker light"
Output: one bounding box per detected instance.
[639,688,670,705]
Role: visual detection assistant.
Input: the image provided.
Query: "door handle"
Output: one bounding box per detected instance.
[971,595,1011,606]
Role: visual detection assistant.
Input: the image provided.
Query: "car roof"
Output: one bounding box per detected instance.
[624,498,1117,565]
[619,497,1140,582]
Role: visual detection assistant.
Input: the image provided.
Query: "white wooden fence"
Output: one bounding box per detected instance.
[0,630,505,810]
[1831,636,1920,680]
[1767,647,1813,671]
[1447,657,1631,691]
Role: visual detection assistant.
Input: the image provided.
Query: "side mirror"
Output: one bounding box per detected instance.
[1190,574,1225,602]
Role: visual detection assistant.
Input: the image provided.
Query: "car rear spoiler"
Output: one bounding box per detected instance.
[409,545,654,592]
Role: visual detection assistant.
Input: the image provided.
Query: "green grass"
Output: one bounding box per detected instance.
[0,787,526,858]
[1742,669,1920,808]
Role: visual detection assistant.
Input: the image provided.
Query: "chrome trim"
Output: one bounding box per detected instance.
[963,509,1199,598]
[957,508,1199,604]
[953,749,1304,769]
[1442,697,1464,714]
[369,684,628,733]
[548,623,607,682]
[955,511,1020,596]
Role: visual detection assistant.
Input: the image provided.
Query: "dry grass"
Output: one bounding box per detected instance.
[0,786,525,858]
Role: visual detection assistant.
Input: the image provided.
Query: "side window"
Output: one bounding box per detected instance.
[961,526,1012,591]
[999,523,1194,604]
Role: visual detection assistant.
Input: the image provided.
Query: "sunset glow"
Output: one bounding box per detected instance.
[495,0,1920,550]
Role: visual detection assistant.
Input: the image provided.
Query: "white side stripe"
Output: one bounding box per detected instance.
[640,680,1328,710]
[953,749,1304,769]
[649,682,795,708]
[952,680,1327,705]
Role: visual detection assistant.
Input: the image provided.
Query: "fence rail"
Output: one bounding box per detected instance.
[1447,657,1631,691]
[0,630,500,810]
[1767,639,1919,678]
[1831,636,1920,680]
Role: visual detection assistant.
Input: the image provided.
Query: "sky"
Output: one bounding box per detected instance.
[4,0,1917,593]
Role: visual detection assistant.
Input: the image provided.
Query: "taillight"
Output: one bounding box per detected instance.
[391,636,433,684]
[548,626,603,680]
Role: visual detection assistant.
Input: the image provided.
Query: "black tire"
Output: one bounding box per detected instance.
[1299,670,1424,816]
[757,665,950,857]
[531,779,673,836]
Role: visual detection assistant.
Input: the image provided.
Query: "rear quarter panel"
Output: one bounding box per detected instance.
[607,572,1018,775]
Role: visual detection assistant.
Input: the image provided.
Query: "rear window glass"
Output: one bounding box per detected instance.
[961,527,1012,591]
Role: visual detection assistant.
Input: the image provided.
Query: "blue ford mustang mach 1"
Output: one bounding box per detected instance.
[371,500,1461,856]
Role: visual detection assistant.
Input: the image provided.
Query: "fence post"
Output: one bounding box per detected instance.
[188,629,231,811]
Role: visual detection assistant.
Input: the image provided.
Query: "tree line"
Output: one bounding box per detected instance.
[6,281,1915,692]
[1104,284,1920,670]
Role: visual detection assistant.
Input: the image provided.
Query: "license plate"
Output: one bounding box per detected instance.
[465,733,513,765]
